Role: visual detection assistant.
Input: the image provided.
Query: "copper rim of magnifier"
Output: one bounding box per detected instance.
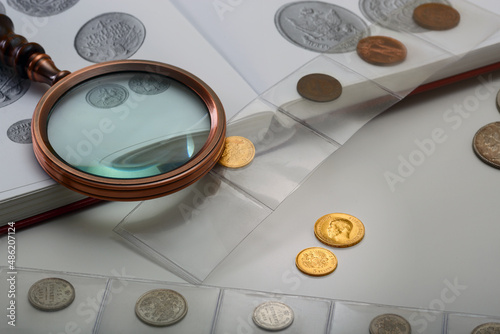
[31,60,226,201]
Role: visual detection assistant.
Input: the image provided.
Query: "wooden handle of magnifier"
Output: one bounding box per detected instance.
[0,14,70,86]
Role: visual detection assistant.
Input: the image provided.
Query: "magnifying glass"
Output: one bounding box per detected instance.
[0,14,226,201]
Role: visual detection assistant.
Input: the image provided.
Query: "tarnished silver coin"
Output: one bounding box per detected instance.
[135,289,188,327]
[28,278,75,311]
[275,1,369,53]
[86,83,129,109]
[369,313,411,334]
[471,322,500,334]
[0,66,30,108]
[473,122,500,169]
[7,119,32,144]
[128,73,171,95]
[252,301,294,331]
[359,0,451,33]
[7,0,78,17]
[75,12,146,63]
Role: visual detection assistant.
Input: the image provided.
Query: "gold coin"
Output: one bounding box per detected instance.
[296,73,342,102]
[218,136,255,168]
[314,213,365,248]
[356,36,407,66]
[473,122,500,169]
[295,247,337,276]
[413,3,460,31]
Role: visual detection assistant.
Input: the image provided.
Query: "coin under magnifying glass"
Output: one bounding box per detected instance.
[471,322,500,334]
[218,136,255,168]
[473,122,500,169]
[28,278,75,311]
[252,301,294,331]
[135,289,188,327]
[297,73,342,102]
[369,313,411,334]
[314,212,365,248]
[295,247,338,276]
[413,3,460,31]
[357,36,407,66]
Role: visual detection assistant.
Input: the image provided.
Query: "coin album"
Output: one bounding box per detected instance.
[1,267,498,333]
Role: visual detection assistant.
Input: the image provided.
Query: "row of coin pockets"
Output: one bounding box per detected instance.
[1,267,498,333]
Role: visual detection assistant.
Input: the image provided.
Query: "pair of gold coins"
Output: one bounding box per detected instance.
[296,213,365,277]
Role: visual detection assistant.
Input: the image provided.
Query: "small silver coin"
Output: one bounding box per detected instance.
[135,289,188,327]
[359,0,451,33]
[75,12,146,63]
[7,0,78,17]
[28,278,75,311]
[86,83,129,109]
[7,119,32,144]
[252,301,294,331]
[128,73,171,95]
[471,322,500,334]
[0,66,31,108]
[275,1,369,53]
[369,313,411,334]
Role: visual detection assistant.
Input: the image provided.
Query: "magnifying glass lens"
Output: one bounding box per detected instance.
[47,71,211,179]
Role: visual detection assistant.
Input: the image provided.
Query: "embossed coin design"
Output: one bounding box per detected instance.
[75,12,146,63]
[297,73,342,102]
[369,313,411,334]
[218,136,255,168]
[0,66,30,108]
[135,289,188,327]
[275,1,368,53]
[473,122,500,169]
[128,73,171,95]
[295,247,338,276]
[28,278,75,311]
[357,36,407,66]
[413,3,460,30]
[7,0,78,17]
[471,322,500,334]
[252,301,294,331]
[85,83,129,109]
[7,119,32,144]
[314,212,365,248]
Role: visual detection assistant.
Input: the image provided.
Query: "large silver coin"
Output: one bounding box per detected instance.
[86,83,129,109]
[0,66,30,108]
[471,322,500,334]
[75,12,146,63]
[7,0,78,17]
[359,0,451,33]
[369,313,411,334]
[28,278,75,311]
[473,122,500,170]
[135,289,188,327]
[252,301,294,331]
[7,119,32,144]
[128,73,171,95]
[275,1,369,53]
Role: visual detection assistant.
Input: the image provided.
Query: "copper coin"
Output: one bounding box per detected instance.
[413,3,460,31]
[473,122,500,169]
[356,36,407,66]
[297,73,342,102]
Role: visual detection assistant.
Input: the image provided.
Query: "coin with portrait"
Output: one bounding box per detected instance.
[314,212,365,248]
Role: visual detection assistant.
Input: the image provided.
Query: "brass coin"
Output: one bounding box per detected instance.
[218,136,255,168]
[413,3,460,31]
[369,313,411,334]
[473,122,500,169]
[356,36,407,66]
[28,278,75,312]
[296,73,342,102]
[314,213,365,248]
[471,322,500,334]
[295,247,338,276]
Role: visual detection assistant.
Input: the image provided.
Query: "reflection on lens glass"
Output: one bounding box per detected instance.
[47,72,211,179]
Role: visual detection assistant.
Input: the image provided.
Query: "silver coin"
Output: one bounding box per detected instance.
[275,1,369,53]
[369,313,411,334]
[472,322,500,334]
[252,301,294,331]
[28,278,75,312]
[7,0,78,17]
[135,289,188,327]
[359,0,451,33]
[0,66,30,108]
[7,119,32,144]
[86,83,129,109]
[75,12,146,63]
[128,73,171,95]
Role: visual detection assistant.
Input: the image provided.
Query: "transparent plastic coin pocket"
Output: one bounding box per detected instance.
[212,98,339,209]
[113,171,273,284]
[445,313,500,334]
